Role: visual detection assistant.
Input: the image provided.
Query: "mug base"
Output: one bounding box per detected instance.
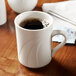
[18,58,51,69]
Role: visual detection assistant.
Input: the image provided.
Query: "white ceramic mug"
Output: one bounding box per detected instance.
[0,0,7,25]
[15,11,67,68]
[8,0,38,13]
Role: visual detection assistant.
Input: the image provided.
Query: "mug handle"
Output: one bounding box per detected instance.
[51,30,67,56]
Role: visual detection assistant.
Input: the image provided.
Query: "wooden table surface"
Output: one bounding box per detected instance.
[0,0,76,76]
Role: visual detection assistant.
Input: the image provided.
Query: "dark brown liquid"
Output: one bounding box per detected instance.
[20,19,44,30]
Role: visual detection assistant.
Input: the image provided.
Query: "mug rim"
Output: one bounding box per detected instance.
[15,11,53,31]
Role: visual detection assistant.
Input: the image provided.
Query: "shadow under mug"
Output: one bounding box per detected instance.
[15,11,67,68]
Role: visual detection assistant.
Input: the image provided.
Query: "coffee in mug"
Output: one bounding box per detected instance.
[20,19,44,30]
[20,18,50,30]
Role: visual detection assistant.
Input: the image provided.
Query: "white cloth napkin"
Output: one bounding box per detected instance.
[42,1,76,44]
